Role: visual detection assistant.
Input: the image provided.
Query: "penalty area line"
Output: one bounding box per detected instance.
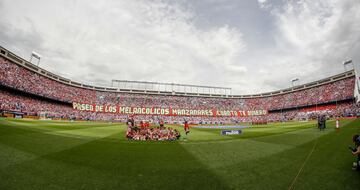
[287,136,318,190]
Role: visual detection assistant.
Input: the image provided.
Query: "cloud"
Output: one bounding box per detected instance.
[238,0,360,94]
[0,0,359,95]
[257,0,271,9]
[274,0,360,76]
[0,0,246,89]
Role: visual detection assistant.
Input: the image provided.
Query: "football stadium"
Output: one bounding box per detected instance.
[1,0,360,189]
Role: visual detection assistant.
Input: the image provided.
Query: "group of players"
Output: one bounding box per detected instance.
[125,117,190,141]
[122,116,360,171]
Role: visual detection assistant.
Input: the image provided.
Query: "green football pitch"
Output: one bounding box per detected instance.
[0,118,359,190]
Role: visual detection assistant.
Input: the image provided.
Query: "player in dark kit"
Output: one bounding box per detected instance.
[317,115,326,131]
[127,116,135,127]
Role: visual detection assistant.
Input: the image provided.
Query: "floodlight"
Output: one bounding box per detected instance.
[291,78,299,82]
[31,51,42,59]
[29,51,42,66]
[343,60,352,65]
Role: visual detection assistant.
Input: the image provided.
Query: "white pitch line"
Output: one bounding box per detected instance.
[287,135,318,190]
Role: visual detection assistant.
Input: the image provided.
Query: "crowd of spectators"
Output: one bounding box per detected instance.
[95,77,354,111]
[1,56,359,123]
[1,85,359,124]
[0,89,74,117]
[245,78,355,110]
[0,57,95,103]
[0,57,355,112]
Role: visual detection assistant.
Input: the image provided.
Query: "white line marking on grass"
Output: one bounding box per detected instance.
[44,125,123,139]
[287,135,318,190]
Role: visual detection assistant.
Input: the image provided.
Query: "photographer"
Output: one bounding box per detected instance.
[351,135,360,171]
[317,115,326,131]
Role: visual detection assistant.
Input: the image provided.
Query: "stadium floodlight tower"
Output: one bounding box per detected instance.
[291,78,299,87]
[29,51,42,66]
[343,59,353,71]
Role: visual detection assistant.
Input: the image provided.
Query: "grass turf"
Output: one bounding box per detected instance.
[0,118,359,190]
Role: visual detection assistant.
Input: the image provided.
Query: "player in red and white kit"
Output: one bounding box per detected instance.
[159,120,165,128]
[139,121,145,130]
[184,121,190,135]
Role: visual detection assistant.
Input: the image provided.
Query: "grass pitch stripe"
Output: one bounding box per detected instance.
[287,135,318,190]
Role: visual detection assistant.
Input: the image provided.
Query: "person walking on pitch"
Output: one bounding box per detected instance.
[184,121,190,140]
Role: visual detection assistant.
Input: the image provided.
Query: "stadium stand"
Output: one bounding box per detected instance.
[0,46,359,124]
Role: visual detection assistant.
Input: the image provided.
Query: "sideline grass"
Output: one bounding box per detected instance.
[0,118,359,189]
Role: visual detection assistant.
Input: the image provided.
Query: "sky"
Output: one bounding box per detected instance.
[0,0,359,94]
